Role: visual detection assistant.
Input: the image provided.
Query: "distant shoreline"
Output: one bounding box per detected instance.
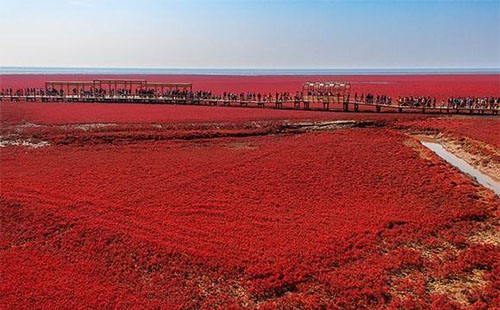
[1,67,499,76]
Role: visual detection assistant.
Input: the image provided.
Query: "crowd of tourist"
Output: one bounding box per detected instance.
[1,87,499,111]
[447,96,499,109]
[353,93,392,105]
[391,95,500,109]
[397,96,436,108]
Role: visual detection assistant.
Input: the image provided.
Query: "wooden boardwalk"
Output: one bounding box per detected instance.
[0,94,498,115]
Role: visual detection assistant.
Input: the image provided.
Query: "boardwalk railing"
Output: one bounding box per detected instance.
[0,94,498,115]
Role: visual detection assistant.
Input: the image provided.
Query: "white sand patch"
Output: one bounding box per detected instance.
[0,136,50,148]
[16,122,44,128]
[67,123,116,131]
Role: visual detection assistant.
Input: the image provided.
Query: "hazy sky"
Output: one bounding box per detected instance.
[0,0,499,68]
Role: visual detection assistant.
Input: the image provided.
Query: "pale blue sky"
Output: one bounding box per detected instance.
[0,0,499,68]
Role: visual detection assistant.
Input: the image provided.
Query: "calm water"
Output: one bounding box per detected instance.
[421,141,500,197]
[1,67,499,75]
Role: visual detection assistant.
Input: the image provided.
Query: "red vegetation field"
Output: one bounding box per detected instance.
[1,75,500,309]
[0,101,438,126]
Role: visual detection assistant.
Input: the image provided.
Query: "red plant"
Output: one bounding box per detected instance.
[1,74,499,309]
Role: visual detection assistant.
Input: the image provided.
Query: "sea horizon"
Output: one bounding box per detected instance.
[1,66,499,76]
